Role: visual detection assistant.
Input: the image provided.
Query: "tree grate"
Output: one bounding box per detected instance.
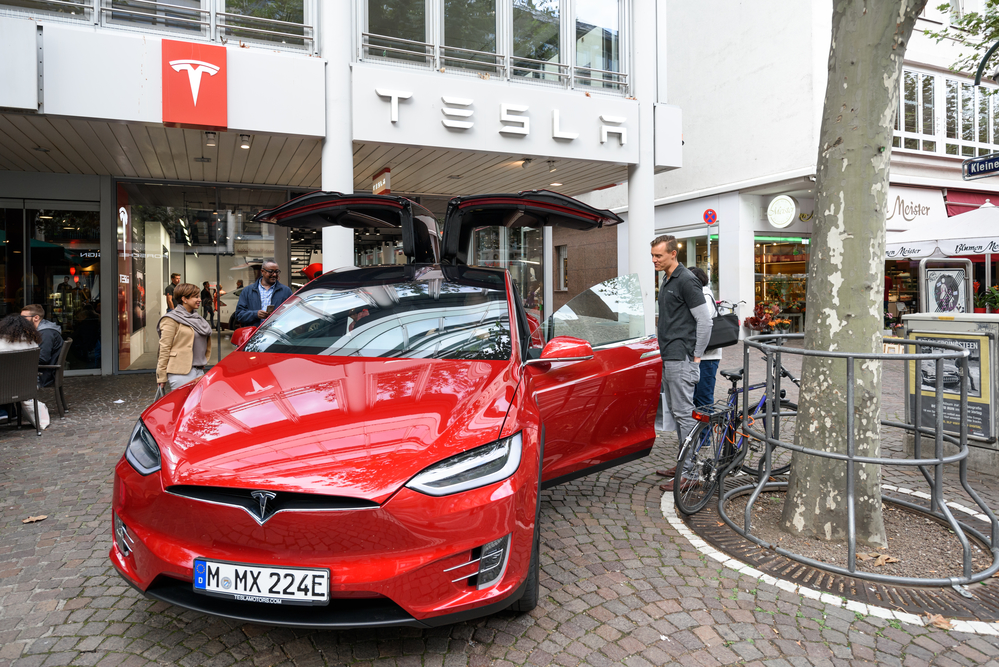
[684,497,999,620]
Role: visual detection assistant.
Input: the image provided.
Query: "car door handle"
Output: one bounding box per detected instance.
[640,351,659,360]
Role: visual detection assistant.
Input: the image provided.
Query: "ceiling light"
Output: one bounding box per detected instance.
[205,131,217,147]
[33,146,50,153]
[239,134,251,149]
[521,158,533,169]
[194,156,211,163]
[549,182,562,187]
[547,160,557,172]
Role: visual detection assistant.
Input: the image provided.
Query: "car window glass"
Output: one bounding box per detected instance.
[546,273,645,346]
[244,279,512,361]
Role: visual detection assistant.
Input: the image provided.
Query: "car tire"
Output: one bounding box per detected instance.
[511,525,540,613]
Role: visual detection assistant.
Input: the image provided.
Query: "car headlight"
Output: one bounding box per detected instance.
[406,433,522,497]
[125,419,161,476]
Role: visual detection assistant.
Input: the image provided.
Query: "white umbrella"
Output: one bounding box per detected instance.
[886,200,999,260]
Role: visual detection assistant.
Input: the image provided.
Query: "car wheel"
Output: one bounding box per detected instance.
[510,525,540,613]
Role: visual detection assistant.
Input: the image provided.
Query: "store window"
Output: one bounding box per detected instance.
[755,237,809,332]
[444,0,499,71]
[513,0,562,83]
[893,70,936,152]
[116,182,287,372]
[1,202,101,372]
[366,0,429,63]
[575,0,622,90]
[885,260,919,316]
[469,226,543,319]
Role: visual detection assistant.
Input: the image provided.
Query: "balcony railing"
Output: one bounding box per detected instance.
[0,0,317,53]
[360,32,627,93]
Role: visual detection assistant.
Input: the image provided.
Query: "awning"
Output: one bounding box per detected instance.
[945,189,997,217]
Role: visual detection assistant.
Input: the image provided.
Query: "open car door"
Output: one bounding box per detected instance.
[523,274,662,488]
[253,191,440,264]
[440,190,623,265]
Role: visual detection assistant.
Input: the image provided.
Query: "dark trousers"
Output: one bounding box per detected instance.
[203,305,215,327]
[693,359,720,408]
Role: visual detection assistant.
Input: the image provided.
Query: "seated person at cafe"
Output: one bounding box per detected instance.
[20,304,64,388]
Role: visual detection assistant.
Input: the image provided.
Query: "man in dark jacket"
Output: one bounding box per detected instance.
[21,304,64,388]
[234,261,293,328]
[651,235,712,492]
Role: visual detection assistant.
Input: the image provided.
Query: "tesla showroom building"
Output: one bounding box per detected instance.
[0,0,681,378]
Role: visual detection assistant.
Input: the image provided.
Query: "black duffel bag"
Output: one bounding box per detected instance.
[705,300,740,351]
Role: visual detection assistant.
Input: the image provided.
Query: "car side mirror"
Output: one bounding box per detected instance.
[524,336,594,366]
[231,326,257,349]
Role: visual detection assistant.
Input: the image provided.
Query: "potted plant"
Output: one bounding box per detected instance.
[983,285,999,313]
[745,302,781,333]
[974,281,987,313]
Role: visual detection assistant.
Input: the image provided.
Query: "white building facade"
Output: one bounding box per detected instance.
[578,0,999,329]
[0,0,681,376]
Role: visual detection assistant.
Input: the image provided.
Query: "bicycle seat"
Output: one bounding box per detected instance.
[720,368,744,382]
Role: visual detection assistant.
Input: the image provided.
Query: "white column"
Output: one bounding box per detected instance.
[627,0,657,336]
[320,2,355,272]
[718,193,756,328]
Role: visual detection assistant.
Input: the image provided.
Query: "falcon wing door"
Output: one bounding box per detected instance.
[523,274,661,488]
[440,190,623,265]
[253,191,440,264]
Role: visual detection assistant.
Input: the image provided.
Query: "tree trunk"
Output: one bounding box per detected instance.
[780,0,926,546]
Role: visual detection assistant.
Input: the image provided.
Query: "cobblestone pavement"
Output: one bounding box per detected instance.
[3,345,999,667]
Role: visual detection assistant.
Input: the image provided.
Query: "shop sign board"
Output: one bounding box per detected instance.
[162,39,228,130]
[353,63,639,164]
[962,153,999,181]
[372,168,391,194]
[766,195,798,229]
[907,331,993,441]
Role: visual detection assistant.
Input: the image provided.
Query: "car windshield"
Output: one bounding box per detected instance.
[243,272,512,361]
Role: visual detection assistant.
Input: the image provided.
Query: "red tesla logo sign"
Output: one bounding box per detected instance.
[162,39,227,130]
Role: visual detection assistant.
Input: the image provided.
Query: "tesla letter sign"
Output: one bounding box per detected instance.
[162,39,227,130]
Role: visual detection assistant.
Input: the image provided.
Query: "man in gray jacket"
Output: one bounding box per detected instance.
[21,304,64,388]
[651,235,713,492]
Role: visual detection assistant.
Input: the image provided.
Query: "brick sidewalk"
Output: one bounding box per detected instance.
[2,345,998,667]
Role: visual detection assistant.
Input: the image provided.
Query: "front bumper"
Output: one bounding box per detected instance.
[109,433,539,627]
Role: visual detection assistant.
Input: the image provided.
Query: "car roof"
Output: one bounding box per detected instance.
[302,264,509,293]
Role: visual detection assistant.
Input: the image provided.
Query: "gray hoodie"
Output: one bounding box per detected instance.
[37,319,63,387]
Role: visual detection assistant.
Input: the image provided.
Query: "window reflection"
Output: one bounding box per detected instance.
[513,0,560,81]
[367,0,429,62]
[444,0,498,71]
[575,0,621,89]
[549,273,643,346]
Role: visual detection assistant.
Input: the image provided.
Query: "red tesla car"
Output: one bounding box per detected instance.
[110,191,662,628]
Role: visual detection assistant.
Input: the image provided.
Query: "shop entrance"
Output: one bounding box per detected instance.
[1,199,102,374]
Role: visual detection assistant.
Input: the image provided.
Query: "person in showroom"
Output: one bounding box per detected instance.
[156,283,212,393]
[234,261,293,328]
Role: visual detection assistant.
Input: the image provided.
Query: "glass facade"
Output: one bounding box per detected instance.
[115,182,287,372]
[469,226,544,321]
[1,202,102,371]
[363,0,628,92]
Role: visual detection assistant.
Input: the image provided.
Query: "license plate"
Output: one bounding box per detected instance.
[193,559,329,606]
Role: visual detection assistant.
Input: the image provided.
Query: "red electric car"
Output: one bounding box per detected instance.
[110,191,662,628]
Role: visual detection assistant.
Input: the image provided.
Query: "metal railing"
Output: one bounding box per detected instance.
[360,32,627,93]
[0,0,317,53]
[716,333,999,588]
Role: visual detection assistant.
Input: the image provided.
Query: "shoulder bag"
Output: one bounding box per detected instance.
[706,299,740,351]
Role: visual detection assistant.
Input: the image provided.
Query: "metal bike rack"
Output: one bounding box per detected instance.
[715,333,999,588]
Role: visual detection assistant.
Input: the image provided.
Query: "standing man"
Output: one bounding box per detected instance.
[165,273,181,310]
[234,261,293,328]
[651,236,713,493]
[21,304,64,388]
[201,282,215,327]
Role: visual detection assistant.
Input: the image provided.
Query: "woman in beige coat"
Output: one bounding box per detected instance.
[157,282,212,392]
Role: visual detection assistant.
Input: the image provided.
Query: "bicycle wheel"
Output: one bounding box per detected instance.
[738,400,797,476]
[674,421,727,515]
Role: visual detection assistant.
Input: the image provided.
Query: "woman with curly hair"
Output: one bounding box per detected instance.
[0,313,49,429]
[0,313,42,350]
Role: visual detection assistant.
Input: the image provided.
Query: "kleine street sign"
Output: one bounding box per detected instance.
[962,152,999,180]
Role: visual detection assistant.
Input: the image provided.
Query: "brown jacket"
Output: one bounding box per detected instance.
[156,317,212,383]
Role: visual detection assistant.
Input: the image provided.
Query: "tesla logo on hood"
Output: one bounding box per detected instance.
[162,40,227,130]
[246,378,273,396]
[250,490,277,523]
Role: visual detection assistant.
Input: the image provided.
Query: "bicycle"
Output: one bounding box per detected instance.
[672,361,800,515]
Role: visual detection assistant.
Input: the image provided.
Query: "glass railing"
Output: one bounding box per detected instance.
[0,0,317,53]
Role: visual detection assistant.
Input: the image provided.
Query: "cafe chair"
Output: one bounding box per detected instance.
[39,338,72,418]
[0,348,43,437]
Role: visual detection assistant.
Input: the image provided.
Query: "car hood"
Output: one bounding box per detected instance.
[142,352,517,504]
